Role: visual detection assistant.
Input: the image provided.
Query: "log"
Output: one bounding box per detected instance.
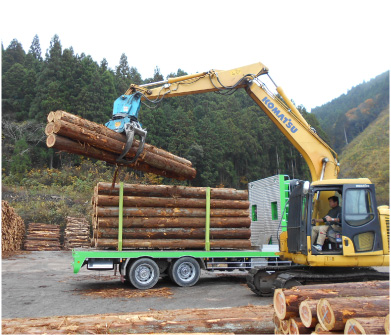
[1,201,25,253]
[2,305,275,334]
[97,216,251,229]
[96,227,251,239]
[53,110,192,167]
[317,296,389,331]
[289,317,313,334]
[96,194,250,209]
[96,182,248,200]
[46,134,187,180]
[50,119,196,179]
[273,281,389,320]
[96,206,249,217]
[300,300,320,328]
[386,314,390,335]
[95,238,251,249]
[344,317,386,335]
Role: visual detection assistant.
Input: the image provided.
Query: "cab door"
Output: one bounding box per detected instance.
[342,184,383,256]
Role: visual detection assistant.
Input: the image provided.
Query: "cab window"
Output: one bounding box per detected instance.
[344,189,375,227]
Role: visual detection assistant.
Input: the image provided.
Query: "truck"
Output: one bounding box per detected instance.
[72,62,389,294]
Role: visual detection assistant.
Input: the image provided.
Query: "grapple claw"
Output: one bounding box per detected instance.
[116,121,147,164]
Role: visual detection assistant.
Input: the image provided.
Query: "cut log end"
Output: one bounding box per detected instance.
[317,299,334,331]
[345,317,387,335]
[299,300,318,328]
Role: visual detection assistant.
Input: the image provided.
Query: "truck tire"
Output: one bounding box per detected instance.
[128,258,160,289]
[169,257,200,287]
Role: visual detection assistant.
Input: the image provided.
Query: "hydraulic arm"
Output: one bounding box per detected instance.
[119,62,339,181]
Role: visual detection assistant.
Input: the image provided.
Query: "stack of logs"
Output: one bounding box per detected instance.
[92,182,251,250]
[1,201,25,253]
[272,281,390,335]
[63,217,91,250]
[45,110,196,180]
[24,223,61,251]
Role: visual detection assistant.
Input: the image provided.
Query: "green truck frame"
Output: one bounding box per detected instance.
[72,178,290,289]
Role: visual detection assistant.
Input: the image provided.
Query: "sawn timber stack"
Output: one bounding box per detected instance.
[92,182,251,250]
[45,110,196,180]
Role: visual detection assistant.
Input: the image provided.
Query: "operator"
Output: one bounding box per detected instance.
[311,196,342,252]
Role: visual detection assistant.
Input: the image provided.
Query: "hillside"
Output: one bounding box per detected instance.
[338,107,389,205]
[312,71,389,153]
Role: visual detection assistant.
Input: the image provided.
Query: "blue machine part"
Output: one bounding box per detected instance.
[106,93,142,133]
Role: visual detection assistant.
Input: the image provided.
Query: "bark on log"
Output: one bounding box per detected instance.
[317,296,389,331]
[46,134,185,180]
[344,317,386,335]
[97,216,251,229]
[2,201,25,253]
[2,305,275,334]
[95,238,251,249]
[53,110,192,167]
[50,119,196,179]
[273,281,389,320]
[289,317,313,335]
[96,228,251,239]
[96,194,250,209]
[300,300,320,328]
[96,206,249,218]
[96,182,248,200]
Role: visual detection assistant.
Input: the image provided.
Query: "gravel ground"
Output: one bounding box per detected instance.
[2,251,272,319]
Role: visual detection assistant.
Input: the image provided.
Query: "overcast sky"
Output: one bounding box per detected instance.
[1,0,390,111]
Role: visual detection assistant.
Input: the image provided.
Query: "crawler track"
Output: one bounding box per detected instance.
[246,266,389,296]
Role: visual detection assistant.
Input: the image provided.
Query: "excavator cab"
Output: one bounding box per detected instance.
[284,179,386,263]
[105,92,147,164]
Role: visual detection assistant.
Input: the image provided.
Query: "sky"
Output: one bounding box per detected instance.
[1,0,390,111]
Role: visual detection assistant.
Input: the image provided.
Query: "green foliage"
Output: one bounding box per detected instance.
[312,72,389,153]
[339,108,389,205]
[9,138,31,180]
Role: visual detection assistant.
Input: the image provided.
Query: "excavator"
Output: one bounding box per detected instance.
[105,62,389,295]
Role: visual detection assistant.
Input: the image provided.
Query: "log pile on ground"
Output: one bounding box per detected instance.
[272,281,390,334]
[2,304,275,334]
[24,223,61,251]
[92,182,251,250]
[45,110,196,180]
[1,201,25,253]
[64,217,90,249]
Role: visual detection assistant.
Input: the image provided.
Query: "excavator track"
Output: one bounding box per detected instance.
[246,266,389,297]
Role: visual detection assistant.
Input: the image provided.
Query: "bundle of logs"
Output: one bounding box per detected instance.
[45,110,196,180]
[1,201,25,253]
[91,182,251,250]
[2,305,276,334]
[63,217,91,250]
[24,223,61,251]
[272,281,390,335]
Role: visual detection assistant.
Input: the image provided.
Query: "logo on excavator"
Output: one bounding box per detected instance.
[262,97,298,134]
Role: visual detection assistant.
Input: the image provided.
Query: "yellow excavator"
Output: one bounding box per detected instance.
[112,62,389,295]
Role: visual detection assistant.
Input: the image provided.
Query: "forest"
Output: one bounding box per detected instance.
[1,35,389,224]
[2,34,318,189]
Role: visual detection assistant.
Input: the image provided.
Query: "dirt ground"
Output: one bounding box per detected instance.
[2,251,272,319]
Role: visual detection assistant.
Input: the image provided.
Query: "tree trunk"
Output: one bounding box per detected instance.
[46,134,185,180]
[299,299,318,328]
[96,194,250,209]
[96,206,249,218]
[95,238,251,249]
[288,317,313,335]
[96,182,248,200]
[96,227,251,239]
[2,305,275,334]
[273,281,389,320]
[53,110,192,167]
[49,119,196,179]
[344,317,386,335]
[317,296,389,331]
[97,216,251,229]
